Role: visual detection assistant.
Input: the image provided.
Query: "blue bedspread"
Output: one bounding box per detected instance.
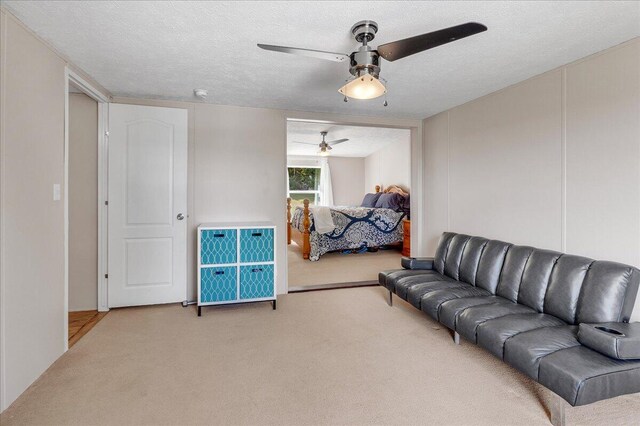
[292,206,405,261]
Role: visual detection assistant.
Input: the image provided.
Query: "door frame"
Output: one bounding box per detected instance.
[283,115,423,294]
[64,68,110,351]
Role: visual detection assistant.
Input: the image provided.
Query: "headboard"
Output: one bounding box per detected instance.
[376,184,409,197]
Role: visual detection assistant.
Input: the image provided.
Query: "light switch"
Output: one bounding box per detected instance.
[53,184,61,201]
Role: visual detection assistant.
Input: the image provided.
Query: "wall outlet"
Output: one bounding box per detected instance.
[53,184,61,201]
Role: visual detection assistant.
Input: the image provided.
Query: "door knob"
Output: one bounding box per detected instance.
[177,213,185,220]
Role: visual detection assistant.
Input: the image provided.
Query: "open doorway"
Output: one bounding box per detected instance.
[286,120,412,291]
[64,70,109,349]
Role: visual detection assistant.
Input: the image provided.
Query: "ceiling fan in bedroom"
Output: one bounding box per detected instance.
[292,131,349,156]
[258,20,487,104]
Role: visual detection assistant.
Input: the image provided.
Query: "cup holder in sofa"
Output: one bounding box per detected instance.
[595,326,626,336]
[579,323,640,360]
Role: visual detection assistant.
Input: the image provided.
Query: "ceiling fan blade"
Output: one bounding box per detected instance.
[292,141,320,145]
[377,22,487,62]
[328,138,349,146]
[257,44,349,62]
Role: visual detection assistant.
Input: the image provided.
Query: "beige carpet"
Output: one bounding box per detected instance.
[2,287,639,425]
[288,241,403,287]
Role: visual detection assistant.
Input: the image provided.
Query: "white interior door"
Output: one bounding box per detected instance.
[108,104,187,307]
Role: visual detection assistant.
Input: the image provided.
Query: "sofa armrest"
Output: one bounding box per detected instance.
[401,257,435,270]
[578,322,640,360]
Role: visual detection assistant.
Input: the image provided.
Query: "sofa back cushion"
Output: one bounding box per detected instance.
[576,261,640,323]
[496,246,536,302]
[544,255,593,324]
[518,249,562,312]
[434,232,456,275]
[475,240,511,293]
[443,234,472,280]
[458,237,489,285]
[433,232,640,325]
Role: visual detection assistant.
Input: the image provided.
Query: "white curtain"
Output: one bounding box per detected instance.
[319,157,334,206]
[286,167,290,197]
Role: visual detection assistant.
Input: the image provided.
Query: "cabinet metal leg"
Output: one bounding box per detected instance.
[272,299,277,310]
[198,306,201,317]
[387,291,393,306]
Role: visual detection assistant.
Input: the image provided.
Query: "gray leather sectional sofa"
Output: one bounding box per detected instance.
[379,232,640,413]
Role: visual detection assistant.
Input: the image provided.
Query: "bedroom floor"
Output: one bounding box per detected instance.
[287,240,403,288]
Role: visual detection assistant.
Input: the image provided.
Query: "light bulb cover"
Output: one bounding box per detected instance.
[338,74,386,100]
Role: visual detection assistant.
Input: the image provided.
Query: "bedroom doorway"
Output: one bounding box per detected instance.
[64,69,110,349]
[285,120,412,291]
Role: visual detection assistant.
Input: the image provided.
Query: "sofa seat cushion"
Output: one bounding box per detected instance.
[378,270,396,290]
[503,326,580,380]
[538,346,640,406]
[476,313,566,359]
[456,300,536,343]
[420,287,491,320]
[378,269,439,292]
[394,273,454,301]
[405,281,468,309]
[438,296,504,330]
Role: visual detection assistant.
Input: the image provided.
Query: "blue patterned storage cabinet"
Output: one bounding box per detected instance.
[200,229,237,264]
[201,266,237,303]
[240,264,275,299]
[197,222,276,316]
[240,228,274,262]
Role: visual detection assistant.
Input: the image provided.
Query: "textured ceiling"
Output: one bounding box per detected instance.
[4,1,639,119]
[287,121,409,157]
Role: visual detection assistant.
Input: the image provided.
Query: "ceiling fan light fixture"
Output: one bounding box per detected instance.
[260,21,487,104]
[338,74,386,100]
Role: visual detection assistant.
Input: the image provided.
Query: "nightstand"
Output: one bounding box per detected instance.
[402,219,411,257]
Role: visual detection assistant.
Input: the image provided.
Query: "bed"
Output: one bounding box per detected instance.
[287,185,409,261]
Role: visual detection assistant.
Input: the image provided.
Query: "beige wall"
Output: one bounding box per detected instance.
[328,157,365,205]
[422,38,640,321]
[422,112,450,253]
[194,103,286,300]
[448,70,563,248]
[1,10,65,411]
[287,155,365,206]
[564,41,640,267]
[68,93,98,311]
[364,134,411,193]
[0,9,111,412]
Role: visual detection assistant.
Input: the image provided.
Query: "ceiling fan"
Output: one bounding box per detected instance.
[292,131,349,156]
[258,21,487,104]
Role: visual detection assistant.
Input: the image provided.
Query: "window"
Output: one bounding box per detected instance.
[288,167,321,209]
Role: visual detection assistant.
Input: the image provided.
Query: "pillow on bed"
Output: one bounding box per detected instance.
[361,192,382,207]
[400,194,410,217]
[375,192,404,210]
